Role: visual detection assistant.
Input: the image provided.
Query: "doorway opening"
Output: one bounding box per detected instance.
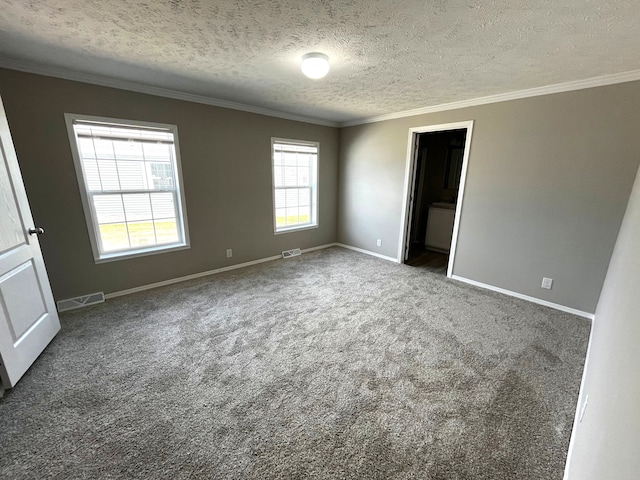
[398,121,474,277]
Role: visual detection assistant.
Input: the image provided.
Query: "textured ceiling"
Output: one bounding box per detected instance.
[0,0,639,123]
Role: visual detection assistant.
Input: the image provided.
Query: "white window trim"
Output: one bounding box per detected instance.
[271,137,319,234]
[64,113,190,263]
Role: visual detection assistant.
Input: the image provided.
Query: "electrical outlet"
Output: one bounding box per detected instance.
[376,239,382,247]
[541,277,553,289]
[226,249,232,258]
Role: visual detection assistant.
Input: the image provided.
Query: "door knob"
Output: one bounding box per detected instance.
[28,227,45,236]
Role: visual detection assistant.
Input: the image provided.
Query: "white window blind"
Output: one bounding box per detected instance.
[272,139,319,233]
[66,115,189,261]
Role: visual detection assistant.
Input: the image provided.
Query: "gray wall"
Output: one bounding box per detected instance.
[3,65,638,315]
[565,164,640,479]
[339,82,640,313]
[0,68,339,300]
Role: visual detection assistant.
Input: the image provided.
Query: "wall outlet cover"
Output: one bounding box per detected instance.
[226,249,232,258]
[541,277,553,289]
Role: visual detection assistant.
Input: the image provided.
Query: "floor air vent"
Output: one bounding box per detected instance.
[57,292,105,312]
[282,248,301,259]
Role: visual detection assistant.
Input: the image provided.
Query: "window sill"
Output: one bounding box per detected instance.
[274,224,319,235]
[94,243,190,264]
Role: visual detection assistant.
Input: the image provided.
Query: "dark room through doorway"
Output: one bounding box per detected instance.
[404,128,467,273]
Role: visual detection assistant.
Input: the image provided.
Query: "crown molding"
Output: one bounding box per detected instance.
[340,69,640,127]
[0,56,339,128]
[2,56,639,130]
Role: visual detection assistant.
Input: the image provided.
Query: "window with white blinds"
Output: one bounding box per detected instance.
[65,114,189,262]
[272,139,319,233]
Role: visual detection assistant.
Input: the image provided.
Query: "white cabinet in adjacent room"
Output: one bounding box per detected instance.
[425,206,455,253]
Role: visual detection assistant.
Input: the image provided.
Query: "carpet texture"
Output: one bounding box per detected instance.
[0,247,590,479]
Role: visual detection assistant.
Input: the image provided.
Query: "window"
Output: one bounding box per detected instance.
[65,114,189,262]
[272,138,319,233]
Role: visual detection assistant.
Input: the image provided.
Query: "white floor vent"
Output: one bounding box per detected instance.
[282,248,301,259]
[57,292,105,312]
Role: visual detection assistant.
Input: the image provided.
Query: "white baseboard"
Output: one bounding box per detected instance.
[450,275,595,320]
[335,243,400,263]
[301,243,338,253]
[104,243,338,300]
[104,255,279,299]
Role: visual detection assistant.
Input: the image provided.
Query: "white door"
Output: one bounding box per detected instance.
[0,95,60,388]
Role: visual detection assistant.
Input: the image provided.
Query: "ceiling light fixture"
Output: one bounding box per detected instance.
[301,52,330,79]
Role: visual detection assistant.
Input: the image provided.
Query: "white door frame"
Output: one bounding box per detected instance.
[397,120,474,278]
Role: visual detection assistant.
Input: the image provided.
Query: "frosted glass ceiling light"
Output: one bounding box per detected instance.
[301,52,330,79]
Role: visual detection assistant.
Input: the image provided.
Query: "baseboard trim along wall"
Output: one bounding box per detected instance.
[451,275,595,320]
[299,243,339,254]
[335,243,400,263]
[65,244,594,322]
[102,243,338,301]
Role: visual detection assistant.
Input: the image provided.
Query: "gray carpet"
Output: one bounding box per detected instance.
[0,247,590,479]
